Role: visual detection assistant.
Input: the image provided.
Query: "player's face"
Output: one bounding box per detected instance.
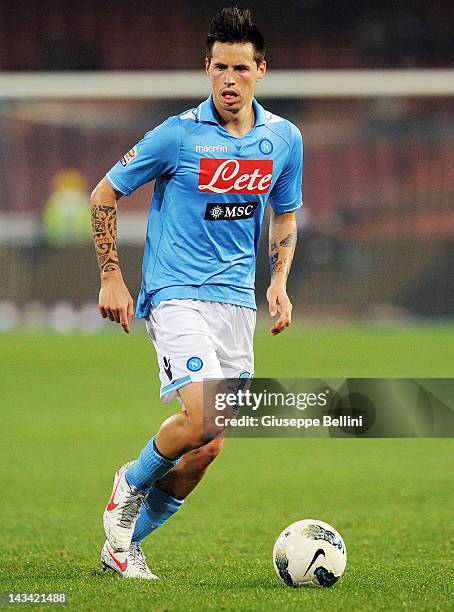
[206,42,266,114]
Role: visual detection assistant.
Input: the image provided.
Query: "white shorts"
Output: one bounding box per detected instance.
[146,299,256,403]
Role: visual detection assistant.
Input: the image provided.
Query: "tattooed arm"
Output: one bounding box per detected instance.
[266,210,298,336]
[90,177,134,333]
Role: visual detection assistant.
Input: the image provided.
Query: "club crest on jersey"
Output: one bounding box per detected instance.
[259,138,273,155]
[120,145,138,167]
[198,159,273,194]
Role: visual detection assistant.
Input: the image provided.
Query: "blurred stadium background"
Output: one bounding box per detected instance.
[0,0,453,332]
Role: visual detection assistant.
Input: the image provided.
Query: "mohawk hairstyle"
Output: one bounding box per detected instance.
[206,6,265,66]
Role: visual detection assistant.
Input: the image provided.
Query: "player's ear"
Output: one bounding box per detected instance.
[205,57,210,75]
[256,60,266,81]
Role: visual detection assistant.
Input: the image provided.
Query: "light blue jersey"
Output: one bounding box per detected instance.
[107,96,303,318]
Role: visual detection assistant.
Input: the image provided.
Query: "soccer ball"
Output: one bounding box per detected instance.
[273,519,347,588]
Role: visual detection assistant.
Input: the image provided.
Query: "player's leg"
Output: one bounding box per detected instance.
[129,303,255,547]
[103,301,225,552]
[131,438,224,544]
[126,376,225,479]
[102,438,224,577]
[103,380,224,551]
[156,437,224,498]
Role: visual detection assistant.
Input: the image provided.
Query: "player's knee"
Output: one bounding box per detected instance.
[185,414,206,447]
[184,405,220,447]
[181,383,225,441]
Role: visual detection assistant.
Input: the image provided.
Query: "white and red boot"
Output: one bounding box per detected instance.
[103,462,147,552]
[101,540,158,580]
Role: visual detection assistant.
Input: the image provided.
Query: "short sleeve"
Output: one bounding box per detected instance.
[106,116,180,196]
[269,123,303,213]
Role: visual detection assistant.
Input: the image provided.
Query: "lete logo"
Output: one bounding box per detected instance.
[198,159,273,194]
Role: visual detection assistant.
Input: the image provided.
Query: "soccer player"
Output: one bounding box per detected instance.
[91,6,303,579]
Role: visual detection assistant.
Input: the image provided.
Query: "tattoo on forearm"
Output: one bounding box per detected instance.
[271,260,282,275]
[91,204,119,272]
[269,223,296,278]
[270,253,289,277]
[279,231,297,247]
[270,229,296,277]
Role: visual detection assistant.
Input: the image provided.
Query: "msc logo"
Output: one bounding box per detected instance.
[198,159,273,194]
[205,202,258,221]
[195,144,228,153]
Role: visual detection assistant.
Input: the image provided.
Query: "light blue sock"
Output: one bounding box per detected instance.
[126,436,180,490]
[132,486,184,543]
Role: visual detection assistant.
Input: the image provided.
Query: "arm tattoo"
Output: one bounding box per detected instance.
[91,204,119,272]
[279,231,297,247]
[269,224,295,277]
[271,260,283,275]
[270,252,289,277]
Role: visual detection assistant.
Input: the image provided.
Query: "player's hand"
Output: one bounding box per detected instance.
[98,271,134,334]
[266,282,292,336]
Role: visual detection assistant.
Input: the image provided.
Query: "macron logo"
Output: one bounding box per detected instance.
[196,144,228,153]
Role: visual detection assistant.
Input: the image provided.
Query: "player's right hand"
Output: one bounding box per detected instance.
[98,271,134,334]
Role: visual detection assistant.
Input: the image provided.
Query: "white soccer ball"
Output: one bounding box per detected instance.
[273,519,347,588]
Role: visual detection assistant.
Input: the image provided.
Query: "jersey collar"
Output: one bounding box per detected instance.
[197,95,267,128]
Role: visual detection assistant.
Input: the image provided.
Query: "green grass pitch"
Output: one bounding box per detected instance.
[1,325,454,610]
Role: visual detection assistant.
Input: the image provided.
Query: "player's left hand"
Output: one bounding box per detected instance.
[266,283,292,336]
